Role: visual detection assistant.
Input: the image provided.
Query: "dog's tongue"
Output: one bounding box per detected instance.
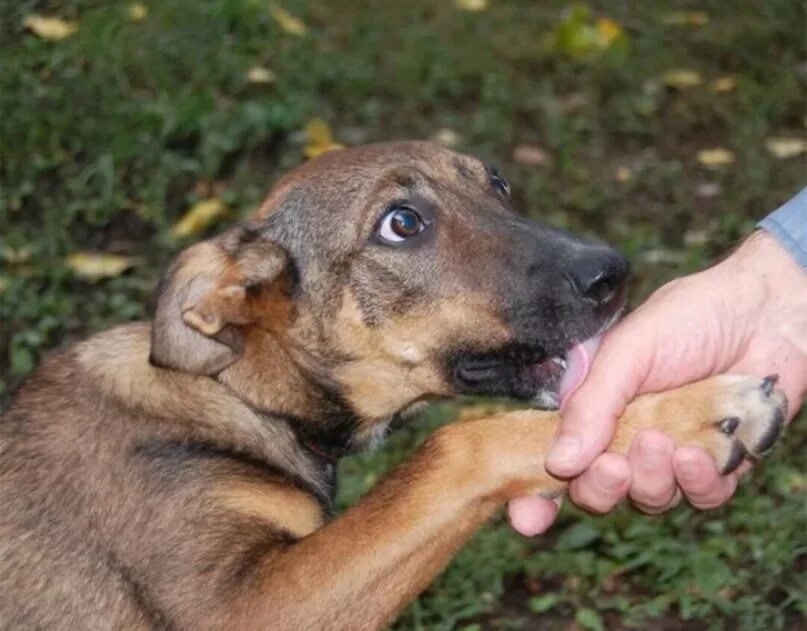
[558,335,602,409]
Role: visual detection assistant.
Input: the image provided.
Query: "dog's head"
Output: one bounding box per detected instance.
[151,141,627,447]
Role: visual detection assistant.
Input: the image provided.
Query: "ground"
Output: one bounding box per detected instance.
[1,1,805,629]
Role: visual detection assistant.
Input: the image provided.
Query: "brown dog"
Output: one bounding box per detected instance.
[0,142,786,630]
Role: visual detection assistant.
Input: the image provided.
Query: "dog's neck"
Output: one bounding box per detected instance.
[216,327,363,459]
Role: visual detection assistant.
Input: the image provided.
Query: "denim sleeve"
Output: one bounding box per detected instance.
[758,187,807,269]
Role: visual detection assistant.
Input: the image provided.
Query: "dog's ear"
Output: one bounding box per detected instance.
[150,228,290,375]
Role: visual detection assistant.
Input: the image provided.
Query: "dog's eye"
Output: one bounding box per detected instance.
[378,207,425,243]
[489,169,510,197]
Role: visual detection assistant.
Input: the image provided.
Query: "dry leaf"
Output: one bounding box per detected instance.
[304,119,344,159]
[513,144,550,168]
[661,11,709,27]
[431,128,461,148]
[695,181,722,198]
[615,166,632,182]
[172,198,227,238]
[66,253,133,281]
[662,69,703,89]
[246,66,276,84]
[764,137,807,159]
[2,246,32,265]
[23,15,78,40]
[128,3,148,22]
[454,0,487,11]
[596,17,622,45]
[696,148,735,169]
[270,5,307,36]
[710,76,737,93]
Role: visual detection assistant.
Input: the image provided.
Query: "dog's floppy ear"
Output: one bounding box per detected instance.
[150,228,290,375]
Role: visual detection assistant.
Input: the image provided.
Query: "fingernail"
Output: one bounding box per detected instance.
[547,435,581,470]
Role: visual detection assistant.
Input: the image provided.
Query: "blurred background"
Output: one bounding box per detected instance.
[1,1,805,629]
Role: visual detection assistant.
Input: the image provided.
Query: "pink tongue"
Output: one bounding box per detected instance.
[558,335,602,409]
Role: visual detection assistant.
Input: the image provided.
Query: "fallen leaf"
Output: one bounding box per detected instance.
[270,5,307,36]
[454,0,487,10]
[661,11,709,27]
[764,137,807,159]
[662,68,703,89]
[545,6,629,62]
[172,198,227,238]
[695,181,722,198]
[431,128,461,148]
[246,66,276,84]
[595,17,622,45]
[615,166,632,182]
[2,246,32,264]
[710,76,737,93]
[640,249,687,265]
[304,119,344,159]
[513,144,550,167]
[128,3,148,22]
[696,148,735,168]
[66,253,133,281]
[23,15,78,40]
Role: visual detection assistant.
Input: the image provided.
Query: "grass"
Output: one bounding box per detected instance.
[1,1,805,629]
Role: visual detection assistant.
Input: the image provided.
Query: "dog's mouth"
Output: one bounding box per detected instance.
[452,334,606,410]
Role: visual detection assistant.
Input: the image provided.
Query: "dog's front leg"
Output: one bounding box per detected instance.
[226,375,785,631]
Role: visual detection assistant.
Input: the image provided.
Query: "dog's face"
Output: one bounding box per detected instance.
[151,142,627,444]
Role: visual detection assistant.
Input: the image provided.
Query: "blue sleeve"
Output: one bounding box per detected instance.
[758,187,807,269]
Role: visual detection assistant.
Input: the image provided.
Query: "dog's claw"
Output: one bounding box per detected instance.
[718,416,740,435]
[761,374,779,396]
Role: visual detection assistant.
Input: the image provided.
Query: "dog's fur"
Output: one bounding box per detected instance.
[0,142,786,630]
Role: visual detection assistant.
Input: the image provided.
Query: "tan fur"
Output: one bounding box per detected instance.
[0,141,787,631]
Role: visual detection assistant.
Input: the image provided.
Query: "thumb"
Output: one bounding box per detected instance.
[546,325,652,477]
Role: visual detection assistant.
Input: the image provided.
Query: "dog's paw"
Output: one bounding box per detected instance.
[706,374,787,473]
[650,374,787,474]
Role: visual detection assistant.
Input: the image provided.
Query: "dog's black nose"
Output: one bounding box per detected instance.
[567,250,629,308]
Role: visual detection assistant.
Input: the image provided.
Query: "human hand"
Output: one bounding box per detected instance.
[508,231,807,534]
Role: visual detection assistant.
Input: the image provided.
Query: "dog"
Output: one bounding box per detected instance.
[0,141,786,630]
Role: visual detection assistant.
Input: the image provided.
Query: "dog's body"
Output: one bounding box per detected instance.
[0,142,786,630]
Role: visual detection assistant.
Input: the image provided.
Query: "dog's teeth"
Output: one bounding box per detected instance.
[551,357,566,369]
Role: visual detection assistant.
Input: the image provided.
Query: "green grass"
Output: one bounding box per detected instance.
[1,1,805,629]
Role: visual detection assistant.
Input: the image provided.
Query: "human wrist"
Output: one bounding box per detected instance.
[733,230,807,371]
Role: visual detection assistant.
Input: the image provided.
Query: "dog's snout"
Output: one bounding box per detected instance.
[567,250,629,308]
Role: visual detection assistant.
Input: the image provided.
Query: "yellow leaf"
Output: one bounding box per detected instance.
[513,144,550,168]
[710,76,737,93]
[128,3,148,22]
[615,166,632,182]
[246,66,276,84]
[431,128,461,148]
[2,246,32,264]
[454,0,488,11]
[23,15,78,40]
[596,17,623,45]
[66,253,133,281]
[172,198,227,238]
[696,148,735,169]
[270,5,307,36]
[661,11,709,27]
[662,68,703,89]
[303,119,344,159]
[764,137,807,160]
